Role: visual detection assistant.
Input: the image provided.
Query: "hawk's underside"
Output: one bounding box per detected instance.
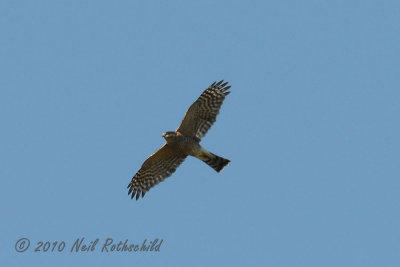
[127,80,231,200]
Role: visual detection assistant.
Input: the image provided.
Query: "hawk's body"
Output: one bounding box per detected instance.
[128,80,231,200]
[163,131,201,156]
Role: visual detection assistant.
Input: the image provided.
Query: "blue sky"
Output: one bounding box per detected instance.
[1,0,400,266]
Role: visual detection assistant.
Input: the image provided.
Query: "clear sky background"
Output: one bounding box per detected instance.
[1,1,399,266]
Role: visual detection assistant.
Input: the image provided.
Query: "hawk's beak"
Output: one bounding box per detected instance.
[162,133,165,137]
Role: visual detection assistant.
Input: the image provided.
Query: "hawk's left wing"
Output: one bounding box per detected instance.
[127,144,186,200]
[177,80,231,140]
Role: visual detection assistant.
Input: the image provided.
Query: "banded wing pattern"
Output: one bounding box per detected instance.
[177,80,231,140]
[127,144,186,200]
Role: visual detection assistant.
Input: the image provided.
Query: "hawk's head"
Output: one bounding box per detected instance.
[162,131,177,143]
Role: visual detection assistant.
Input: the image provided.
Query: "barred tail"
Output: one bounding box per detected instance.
[203,153,230,172]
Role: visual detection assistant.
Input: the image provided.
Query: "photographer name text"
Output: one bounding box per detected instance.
[15,237,163,253]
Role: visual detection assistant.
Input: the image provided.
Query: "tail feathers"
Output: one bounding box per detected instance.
[203,153,230,172]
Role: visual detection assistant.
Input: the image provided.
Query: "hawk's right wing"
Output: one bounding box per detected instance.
[127,144,186,200]
[177,80,231,140]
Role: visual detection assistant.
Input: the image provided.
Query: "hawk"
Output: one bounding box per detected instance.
[127,80,231,200]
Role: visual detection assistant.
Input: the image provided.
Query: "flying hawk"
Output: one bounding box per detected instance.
[128,80,231,200]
